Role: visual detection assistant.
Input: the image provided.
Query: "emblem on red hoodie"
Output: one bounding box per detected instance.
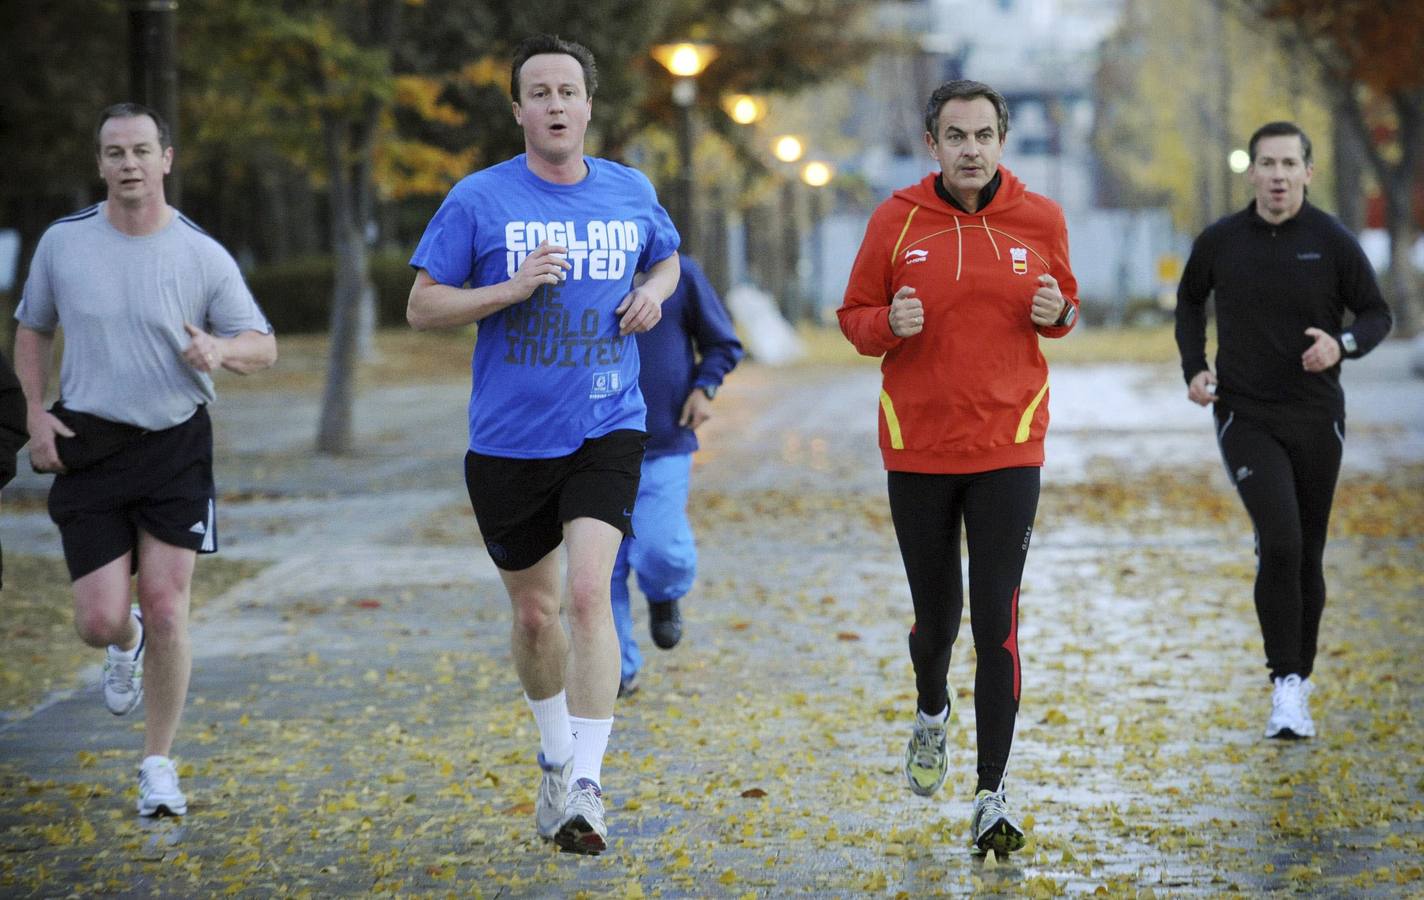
[1011,247,1028,275]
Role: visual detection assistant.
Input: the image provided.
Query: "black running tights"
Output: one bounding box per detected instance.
[888,466,1040,794]
[1214,406,1343,682]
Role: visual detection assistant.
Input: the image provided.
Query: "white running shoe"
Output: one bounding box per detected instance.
[137,756,187,816]
[103,608,144,716]
[554,778,607,855]
[1265,673,1309,739]
[971,788,1026,855]
[904,711,949,797]
[535,752,572,839]
[1297,677,1317,738]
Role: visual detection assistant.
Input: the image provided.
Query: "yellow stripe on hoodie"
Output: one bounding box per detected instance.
[880,389,904,449]
[1014,380,1050,443]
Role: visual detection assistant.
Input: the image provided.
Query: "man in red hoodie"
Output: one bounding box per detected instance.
[838,79,1079,856]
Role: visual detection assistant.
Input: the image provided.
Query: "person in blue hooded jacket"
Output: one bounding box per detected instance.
[611,255,742,696]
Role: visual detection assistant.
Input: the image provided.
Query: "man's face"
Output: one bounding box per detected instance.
[97,115,172,205]
[1248,134,1312,223]
[925,97,1004,203]
[512,53,591,166]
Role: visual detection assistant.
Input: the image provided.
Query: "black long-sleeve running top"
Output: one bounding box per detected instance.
[1175,200,1393,422]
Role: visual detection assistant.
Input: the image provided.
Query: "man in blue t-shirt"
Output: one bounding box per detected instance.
[408,33,680,856]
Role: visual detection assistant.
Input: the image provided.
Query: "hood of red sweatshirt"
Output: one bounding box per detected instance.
[892,166,1028,218]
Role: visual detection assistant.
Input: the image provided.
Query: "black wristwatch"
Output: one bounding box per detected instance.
[699,384,717,401]
[1053,301,1077,328]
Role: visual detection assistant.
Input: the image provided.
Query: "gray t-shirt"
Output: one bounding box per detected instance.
[16,203,272,430]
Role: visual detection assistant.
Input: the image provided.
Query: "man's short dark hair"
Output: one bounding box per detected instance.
[95,102,172,152]
[1248,121,1312,166]
[923,80,1010,140]
[510,34,598,102]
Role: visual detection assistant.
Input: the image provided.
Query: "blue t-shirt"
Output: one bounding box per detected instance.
[410,154,680,458]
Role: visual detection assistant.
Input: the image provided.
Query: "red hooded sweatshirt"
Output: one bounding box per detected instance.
[838,166,1079,474]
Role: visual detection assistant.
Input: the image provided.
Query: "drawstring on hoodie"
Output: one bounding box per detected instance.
[982,216,1000,259]
[950,216,998,280]
[953,218,963,281]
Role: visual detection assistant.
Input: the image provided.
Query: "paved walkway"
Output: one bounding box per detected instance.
[0,340,1420,897]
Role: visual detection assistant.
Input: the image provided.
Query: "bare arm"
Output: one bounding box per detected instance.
[407,241,571,331]
[183,323,277,375]
[13,325,72,472]
[616,252,681,335]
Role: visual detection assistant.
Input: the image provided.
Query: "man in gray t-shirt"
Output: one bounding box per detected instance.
[12,102,276,818]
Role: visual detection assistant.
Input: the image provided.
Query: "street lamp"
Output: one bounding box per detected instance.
[801,161,836,319]
[769,136,807,320]
[652,42,718,256]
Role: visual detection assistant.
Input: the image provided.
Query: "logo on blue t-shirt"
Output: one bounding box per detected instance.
[504,219,641,281]
[591,371,621,399]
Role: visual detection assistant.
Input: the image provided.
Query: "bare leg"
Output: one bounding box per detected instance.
[499,548,568,701]
[134,531,196,759]
[561,517,623,719]
[72,555,138,650]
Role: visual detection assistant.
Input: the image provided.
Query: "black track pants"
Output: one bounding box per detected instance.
[888,466,1039,793]
[1214,405,1343,681]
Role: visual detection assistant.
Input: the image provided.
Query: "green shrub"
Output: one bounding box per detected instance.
[245,251,414,334]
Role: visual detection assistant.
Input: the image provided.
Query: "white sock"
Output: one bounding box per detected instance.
[918,705,948,726]
[525,692,573,765]
[568,716,613,788]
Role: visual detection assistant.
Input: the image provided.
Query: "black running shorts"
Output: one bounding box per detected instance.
[48,406,216,582]
[464,429,646,571]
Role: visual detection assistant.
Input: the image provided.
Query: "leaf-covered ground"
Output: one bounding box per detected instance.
[0,330,1418,897]
[1,462,1417,897]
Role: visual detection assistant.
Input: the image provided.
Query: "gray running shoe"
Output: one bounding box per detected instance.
[971,788,1025,855]
[103,609,144,716]
[555,778,608,855]
[137,756,187,817]
[904,713,948,797]
[535,752,572,839]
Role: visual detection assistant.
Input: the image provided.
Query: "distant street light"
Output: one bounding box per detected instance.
[772,135,804,164]
[723,94,766,126]
[801,160,834,188]
[769,136,807,320]
[652,42,719,256]
[801,162,835,319]
[1228,148,1251,174]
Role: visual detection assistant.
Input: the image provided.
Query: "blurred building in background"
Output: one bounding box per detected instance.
[786,0,1186,324]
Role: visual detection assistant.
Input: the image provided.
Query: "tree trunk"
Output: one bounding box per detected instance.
[1386,92,1424,336]
[1332,93,1367,233]
[1384,179,1421,337]
[316,117,370,455]
[313,2,402,454]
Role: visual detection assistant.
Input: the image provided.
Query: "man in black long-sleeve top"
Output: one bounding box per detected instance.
[1175,120,1393,741]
